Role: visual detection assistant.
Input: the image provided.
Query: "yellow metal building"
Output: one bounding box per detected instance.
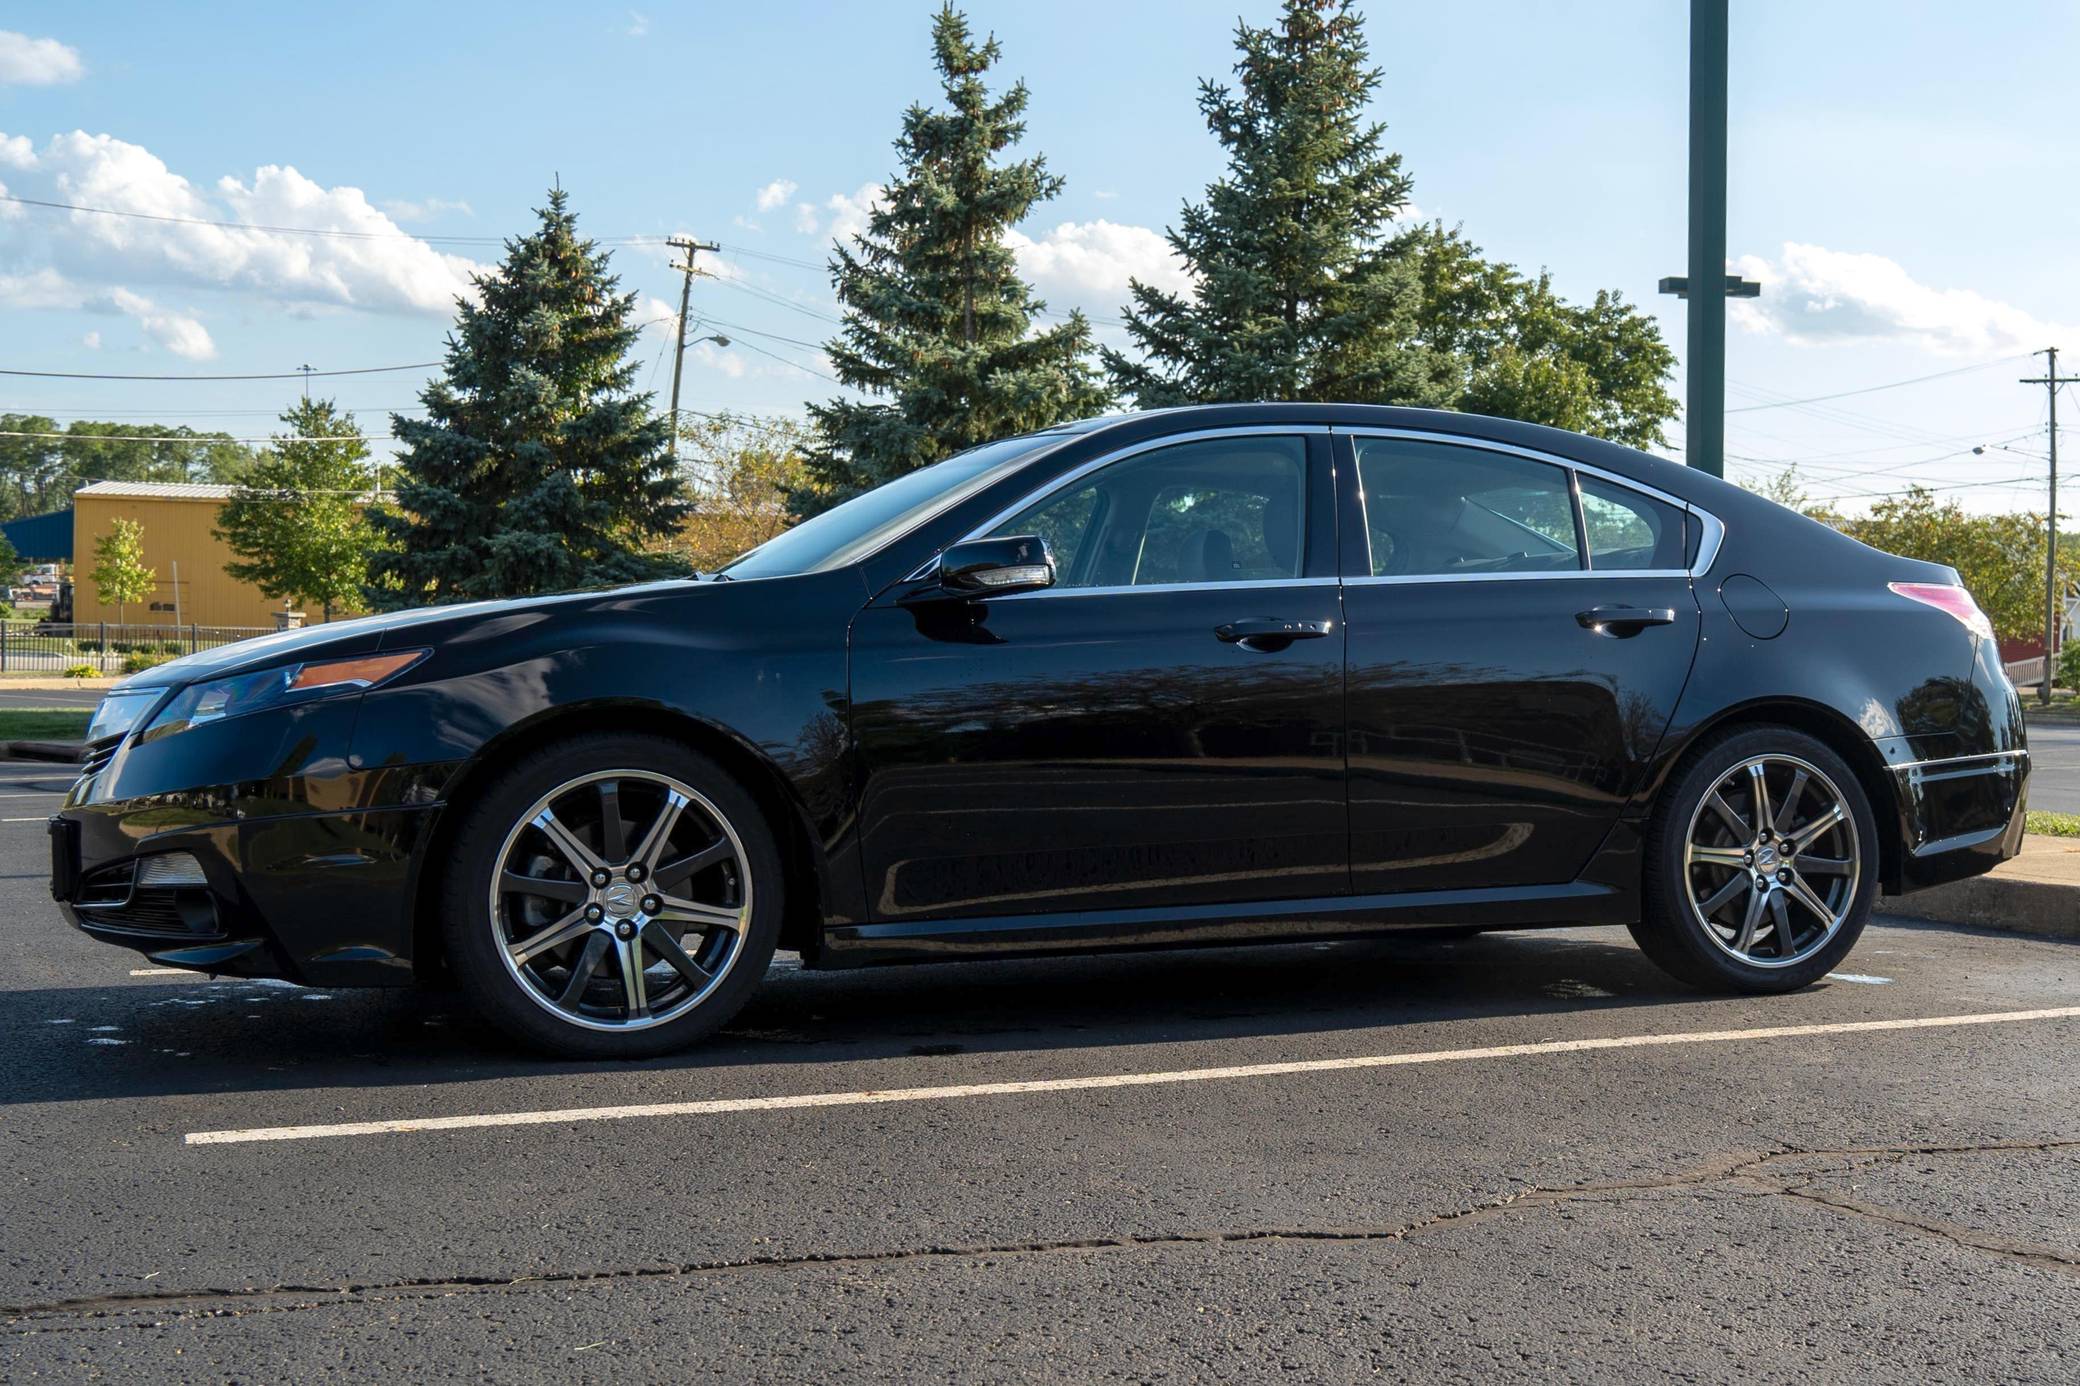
[71,481,297,630]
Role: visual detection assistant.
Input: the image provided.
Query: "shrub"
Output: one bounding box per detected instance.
[122,652,172,675]
[2059,641,2079,693]
[63,663,98,679]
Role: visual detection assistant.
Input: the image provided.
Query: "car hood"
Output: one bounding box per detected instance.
[109,579,709,691]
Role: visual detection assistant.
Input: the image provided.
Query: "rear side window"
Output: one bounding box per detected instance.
[1355,439,1582,577]
[1580,477,1688,571]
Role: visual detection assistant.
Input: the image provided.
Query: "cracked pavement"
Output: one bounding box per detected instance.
[1,757,2075,1381]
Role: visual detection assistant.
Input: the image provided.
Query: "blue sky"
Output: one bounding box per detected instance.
[3,1,2076,513]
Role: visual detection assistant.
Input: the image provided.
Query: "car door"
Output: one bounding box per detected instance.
[849,428,1348,923]
[1337,430,1704,895]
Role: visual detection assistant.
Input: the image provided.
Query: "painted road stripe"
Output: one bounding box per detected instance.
[129,968,191,977]
[184,1005,2080,1147]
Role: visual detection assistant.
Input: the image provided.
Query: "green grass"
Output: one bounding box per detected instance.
[2026,810,2079,838]
[0,709,92,742]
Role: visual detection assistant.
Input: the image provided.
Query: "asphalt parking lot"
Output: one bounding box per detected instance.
[2,759,2075,1381]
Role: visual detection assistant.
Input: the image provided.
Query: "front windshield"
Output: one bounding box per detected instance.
[721,432,1065,579]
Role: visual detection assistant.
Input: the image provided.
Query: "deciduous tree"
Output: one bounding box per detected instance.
[215,399,375,622]
[89,516,153,626]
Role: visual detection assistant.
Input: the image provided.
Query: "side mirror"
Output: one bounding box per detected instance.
[935,534,1055,597]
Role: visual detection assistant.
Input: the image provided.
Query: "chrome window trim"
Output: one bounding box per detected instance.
[1340,427,1726,582]
[988,576,1340,602]
[910,424,1332,582]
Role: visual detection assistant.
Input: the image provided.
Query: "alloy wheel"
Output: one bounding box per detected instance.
[489,769,751,1031]
[1681,753,1861,969]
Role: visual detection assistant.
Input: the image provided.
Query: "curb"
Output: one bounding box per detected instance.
[1891,873,2078,942]
[3,740,81,764]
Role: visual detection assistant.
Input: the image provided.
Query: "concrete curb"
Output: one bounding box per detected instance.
[1891,838,2079,941]
[2,740,80,764]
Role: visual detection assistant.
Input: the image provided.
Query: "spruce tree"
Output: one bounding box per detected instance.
[804,4,1112,508]
[369,187,685,607]
[1105,0,1448,408]
[215,398,375,622]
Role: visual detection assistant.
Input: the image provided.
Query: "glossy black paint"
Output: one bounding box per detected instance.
[54,403,2030,989]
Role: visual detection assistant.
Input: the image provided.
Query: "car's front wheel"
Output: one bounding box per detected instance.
[439,733,782,1058]
[1632,726,1879,992]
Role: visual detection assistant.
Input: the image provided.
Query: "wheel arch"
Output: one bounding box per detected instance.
[1652,696,1903,893]
[409,700,831,980]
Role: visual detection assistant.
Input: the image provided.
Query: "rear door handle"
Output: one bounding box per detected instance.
[1576,605,1677,636]
[1216,617,1333,650]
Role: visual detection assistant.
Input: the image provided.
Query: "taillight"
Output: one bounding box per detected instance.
[1888,581,1994,640]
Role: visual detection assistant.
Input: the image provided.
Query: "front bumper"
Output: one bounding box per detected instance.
[53,795,445,985]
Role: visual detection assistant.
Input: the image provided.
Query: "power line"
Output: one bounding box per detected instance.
[1725,355,2027,413]
[0,429,396,444]
[0,362,440,382]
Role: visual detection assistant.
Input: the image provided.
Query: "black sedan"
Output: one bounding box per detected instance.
[52,405,2029,1056]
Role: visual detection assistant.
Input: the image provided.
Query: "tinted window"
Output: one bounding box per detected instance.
[991,436,1308,589]
[1580,477,1688,571]
[723,433,1061,579]
[1355,439,1582,577]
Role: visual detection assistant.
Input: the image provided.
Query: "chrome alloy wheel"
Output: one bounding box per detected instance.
[489,769,751,1032]
[1681,753,1861,969]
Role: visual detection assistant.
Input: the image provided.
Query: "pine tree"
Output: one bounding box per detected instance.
[368,187,685,607]
[215,398,375,622]
[1105,0,1448,408]
[804,4,1112,508]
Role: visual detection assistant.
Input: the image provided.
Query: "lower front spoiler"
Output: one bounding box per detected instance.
[1887,749,2029,894]
[54,801,443,987]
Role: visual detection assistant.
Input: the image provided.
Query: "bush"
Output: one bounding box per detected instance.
[62,663,98,679]
[122,652,172,675]
[2059,641,2079,693]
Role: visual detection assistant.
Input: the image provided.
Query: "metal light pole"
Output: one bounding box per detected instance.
[1658,0,1757,478]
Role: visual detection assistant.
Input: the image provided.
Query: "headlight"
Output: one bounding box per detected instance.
[85,689,164,744]
[137,649,428,745]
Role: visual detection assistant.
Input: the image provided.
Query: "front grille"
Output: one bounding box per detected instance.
[79,735,122,779]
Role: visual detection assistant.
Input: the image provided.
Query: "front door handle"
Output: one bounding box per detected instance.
[1577,605,1677,637]
[1216,617,1333,651]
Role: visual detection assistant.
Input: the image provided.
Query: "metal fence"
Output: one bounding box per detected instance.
[0,622,277,675]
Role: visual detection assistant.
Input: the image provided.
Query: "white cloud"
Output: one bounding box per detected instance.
[80,330,99,350]
[754,178,796,213]
[380,195,474,222]
[1730,241,2074,357]
[0,31,83,86]
[625,10,650,37]
[1007,220,1193,303]
[0,129,484,316]
[0,133,34,169]
[1092,189,1118,201]
[1,268,213,356]
[692,339,746,379]
[104,287,215,359]
[797,183,883,242]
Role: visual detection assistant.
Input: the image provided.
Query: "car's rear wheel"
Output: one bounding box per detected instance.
[1632,726,1878,992]
[439,733,782,1058]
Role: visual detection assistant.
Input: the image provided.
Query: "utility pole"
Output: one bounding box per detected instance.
[2022,346,2078,704]
[296,364,315,401]
[665,237,719,456]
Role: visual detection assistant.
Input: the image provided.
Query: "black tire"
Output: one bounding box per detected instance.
[1631,725,1879,993]
[439,732,782,1058]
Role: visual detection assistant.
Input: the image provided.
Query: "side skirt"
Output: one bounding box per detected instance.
[815,880,1636,969]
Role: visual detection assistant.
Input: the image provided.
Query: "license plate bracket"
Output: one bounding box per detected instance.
[48,816,79,903]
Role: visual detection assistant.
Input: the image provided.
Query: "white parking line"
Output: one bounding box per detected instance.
[184,1005,2080,1147]
[130,968,190,977]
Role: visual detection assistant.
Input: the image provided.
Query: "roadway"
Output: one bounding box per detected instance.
[0,757,2073,1379]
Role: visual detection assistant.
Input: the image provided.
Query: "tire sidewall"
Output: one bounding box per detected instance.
[1646,727,1880,991]
[440,733,784,1058]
